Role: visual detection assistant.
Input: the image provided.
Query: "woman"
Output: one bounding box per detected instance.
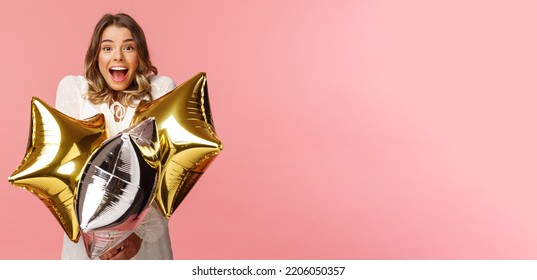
[55,13,176,260]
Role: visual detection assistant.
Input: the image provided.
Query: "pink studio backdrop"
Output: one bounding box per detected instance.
[1,0,537,259]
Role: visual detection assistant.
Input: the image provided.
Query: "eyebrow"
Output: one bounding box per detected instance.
[101,38,135,43]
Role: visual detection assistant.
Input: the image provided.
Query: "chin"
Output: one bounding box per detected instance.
[106,80,129,92]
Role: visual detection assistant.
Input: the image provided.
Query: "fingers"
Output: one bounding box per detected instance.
[100,245,124,260]
[99,249,118,260]
[109,248,127,260]
[100,233,142,260]
[109,244,135,260]
[108,243,133,260]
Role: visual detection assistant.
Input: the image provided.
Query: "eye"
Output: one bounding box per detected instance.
[102,46,112,52]
[124,45,135,51]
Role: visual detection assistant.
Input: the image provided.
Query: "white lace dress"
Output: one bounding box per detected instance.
[55,75,176,260]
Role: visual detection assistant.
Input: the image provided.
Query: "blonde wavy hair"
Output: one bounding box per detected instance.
[84,13,157,106]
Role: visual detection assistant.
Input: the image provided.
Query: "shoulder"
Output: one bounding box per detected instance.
[55,75,88,117]
[150,75,176,89]
[58,75,87,88]
[57,75,87,97]
[150,75,176,99]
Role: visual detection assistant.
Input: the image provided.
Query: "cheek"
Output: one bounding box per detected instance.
[98,54,108,73]
[97,52,105,64]
[129,54,139,71]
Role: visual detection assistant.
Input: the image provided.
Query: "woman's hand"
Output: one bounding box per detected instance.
[100,233,143,260]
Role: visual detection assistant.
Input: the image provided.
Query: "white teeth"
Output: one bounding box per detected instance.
[110,67,127,70]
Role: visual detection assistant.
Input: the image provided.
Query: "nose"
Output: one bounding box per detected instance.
[113,49,124,61]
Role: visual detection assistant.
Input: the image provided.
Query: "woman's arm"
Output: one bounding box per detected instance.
[133,204,168,243]
[55,75,84,118]
[100,203,167,260]
[151,75,177,99]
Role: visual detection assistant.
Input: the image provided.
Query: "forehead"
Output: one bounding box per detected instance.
[101,25,134,42]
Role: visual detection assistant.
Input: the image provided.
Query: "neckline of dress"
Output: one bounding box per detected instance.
[98,103,134,136]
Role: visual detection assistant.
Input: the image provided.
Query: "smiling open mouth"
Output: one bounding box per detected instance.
[109,67,128,82]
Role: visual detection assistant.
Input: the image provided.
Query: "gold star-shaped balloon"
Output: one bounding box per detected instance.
[8,97,107,242]
[132,72,223,219]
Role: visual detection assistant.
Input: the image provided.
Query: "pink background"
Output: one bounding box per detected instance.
[1,0,537,259]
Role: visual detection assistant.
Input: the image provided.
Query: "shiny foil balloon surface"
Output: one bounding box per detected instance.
[132,72,223,219]
[8,97,107,242]
[77,118,159,259]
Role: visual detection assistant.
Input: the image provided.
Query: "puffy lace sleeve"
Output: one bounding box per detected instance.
[150,76,176,99]
[134,204,168,243]
[55,75,85,118]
